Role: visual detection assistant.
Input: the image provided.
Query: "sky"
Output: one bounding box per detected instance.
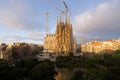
[0,0,120,44]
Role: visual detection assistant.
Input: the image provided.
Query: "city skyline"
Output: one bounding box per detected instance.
[0,0,120,44]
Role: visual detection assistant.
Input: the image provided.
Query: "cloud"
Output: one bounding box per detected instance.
[0,0,45,31]
[0,34,44,44]
[73,0,120,41]
[28,31,45,38]
[0,0,26,29]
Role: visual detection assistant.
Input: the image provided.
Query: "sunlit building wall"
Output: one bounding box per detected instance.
[81,38,120,54]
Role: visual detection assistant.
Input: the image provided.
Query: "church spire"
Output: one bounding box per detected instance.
[68,16,70,24]
[60,14,62,24]
[57,16,58,25]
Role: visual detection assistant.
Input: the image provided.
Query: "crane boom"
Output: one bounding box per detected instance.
[56,7,65,14]
[62,0,68,15]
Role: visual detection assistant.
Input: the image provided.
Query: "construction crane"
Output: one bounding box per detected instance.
[62,0,69,16]
[56,7,65,22]
[56,7,65,15]
[45,12,50,34]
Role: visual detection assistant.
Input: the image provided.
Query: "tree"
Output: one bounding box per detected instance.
[0,59,9,80]
[115,50,120,54]
[31,60,56,80]
[72,70,84,80]
[8,67,30,80]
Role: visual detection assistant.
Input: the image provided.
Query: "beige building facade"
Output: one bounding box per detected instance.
[44,34,57,52]
[81,39,120,54]
[44,16,76,54]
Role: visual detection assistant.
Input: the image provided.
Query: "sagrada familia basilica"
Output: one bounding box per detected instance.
[43,15,77,55]
[43,1,76,55]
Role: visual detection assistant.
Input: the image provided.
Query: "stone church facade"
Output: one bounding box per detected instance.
[44,16,76,54]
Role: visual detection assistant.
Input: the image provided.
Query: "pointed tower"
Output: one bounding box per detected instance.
[55,11,75,55]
